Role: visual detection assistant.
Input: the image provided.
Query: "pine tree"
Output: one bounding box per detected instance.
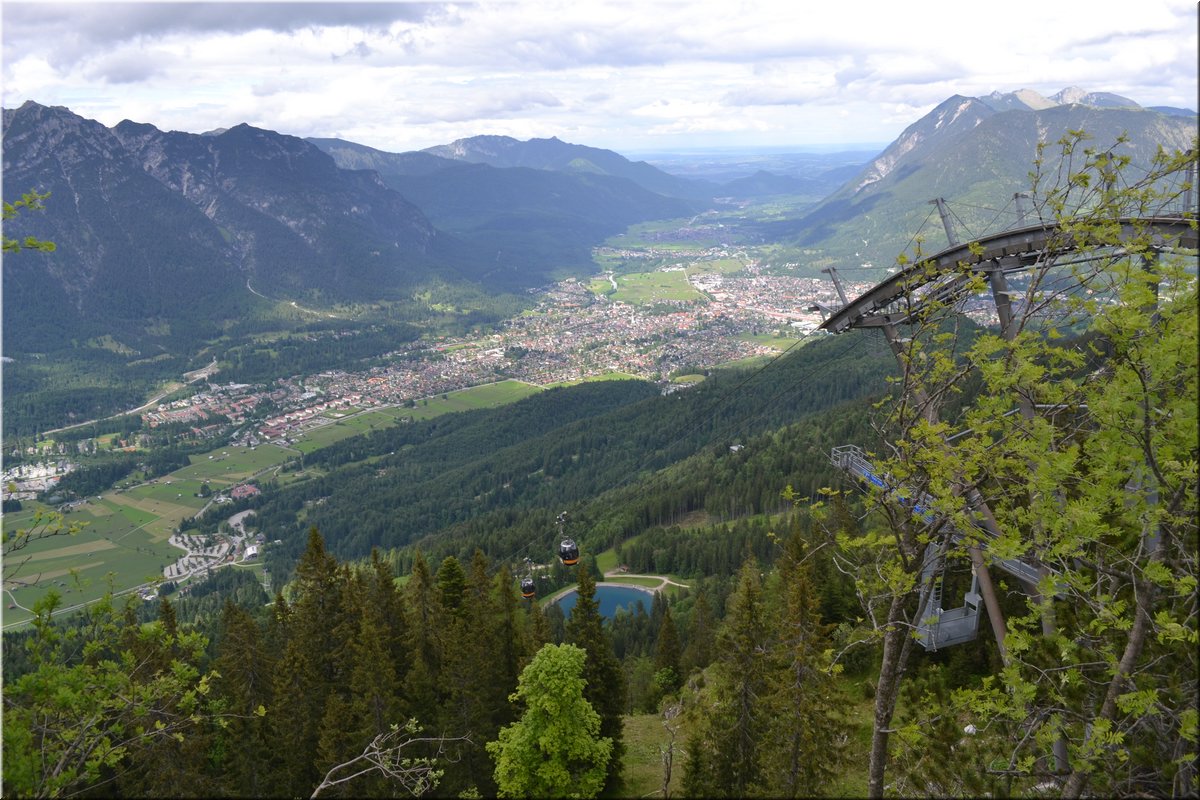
[761,528,848,797]
[211,600,274,796]
[565,565,626,792]
[682,556,771,797]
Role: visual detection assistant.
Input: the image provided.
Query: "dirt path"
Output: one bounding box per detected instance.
[542,571,691,604]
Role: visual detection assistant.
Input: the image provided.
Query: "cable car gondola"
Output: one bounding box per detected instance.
[559,538,579,567]
[520,576,536,599]
[555,512,579,566]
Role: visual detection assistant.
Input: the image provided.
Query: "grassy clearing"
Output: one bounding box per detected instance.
[691,257,746,275]
[606,575,662,589]
[738,331,807,351]
[292,381,546,453]
[620,711,681,798]
[595,548,620,574]
[610,270,704,305]
[623,668,874,798]
[291,418,382,453]
[546,372,641,389]
[400,380,543,420]
[172,444,291,484]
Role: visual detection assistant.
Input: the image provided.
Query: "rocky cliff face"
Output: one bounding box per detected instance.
[778,89,1196,268]
[2,102,240,335]
[2,102,473,354]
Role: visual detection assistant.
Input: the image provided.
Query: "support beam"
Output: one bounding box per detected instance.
[929,197,960,247]
[1014,192,1031,227]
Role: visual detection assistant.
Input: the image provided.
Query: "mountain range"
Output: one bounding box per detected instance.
[772,87,1197,266]
[2,86,1193,434]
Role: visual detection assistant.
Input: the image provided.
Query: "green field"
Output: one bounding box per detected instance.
[546,371,641,389]
[2,381,551,630]
[291,413,394,453]
[692,257,747,275]
[290,381,545,453]
[3,504,182,628]
[738,331,808,351]
[609,270,705,305]
[395,380,543,420]
[173,444,292,485]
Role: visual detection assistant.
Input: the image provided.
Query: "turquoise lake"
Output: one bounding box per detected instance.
[556,583,654,619]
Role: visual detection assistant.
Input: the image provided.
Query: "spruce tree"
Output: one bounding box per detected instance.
[437,550,507,795]
[211,600,274,796]
[268,528,348,795]
[682,589,715,675]
[366,548,410,685]
[565,565,626,792]
[761,529,848,797]
[682,556,771,797]
[437,555,468,617]
[402,550,444,727]
[653,605,683,694]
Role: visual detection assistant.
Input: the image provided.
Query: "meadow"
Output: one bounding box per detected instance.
[608,270,705,305]
[1,381,544,629]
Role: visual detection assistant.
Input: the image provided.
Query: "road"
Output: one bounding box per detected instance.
[246,278,341,319]
[40,358,218,437]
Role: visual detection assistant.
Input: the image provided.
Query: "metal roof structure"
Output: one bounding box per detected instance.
[820,216,1198,334]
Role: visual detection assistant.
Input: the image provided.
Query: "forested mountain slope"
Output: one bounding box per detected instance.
[310,136,699,279]
[772,93,1197,267]
[240,332,896,580]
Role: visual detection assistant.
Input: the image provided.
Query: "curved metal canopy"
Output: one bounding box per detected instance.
[820,216,1198,334]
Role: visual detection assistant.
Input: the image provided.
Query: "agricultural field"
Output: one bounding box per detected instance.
[289,382,544,453]
[394,380,543,420]
[737,331,809,351]
[2,503,181,629]
[608,269,705,305]
[172,443,292,485]
[2,381,552,629]
[546,372,641,389]
[692,257,748,275]
[291,413,394,453]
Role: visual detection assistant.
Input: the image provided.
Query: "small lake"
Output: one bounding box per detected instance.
[556,583,655,620]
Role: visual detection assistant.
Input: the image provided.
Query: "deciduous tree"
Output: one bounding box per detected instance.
[487,643,612,799]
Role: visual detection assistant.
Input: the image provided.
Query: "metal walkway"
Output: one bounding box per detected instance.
[831,444,1050,650]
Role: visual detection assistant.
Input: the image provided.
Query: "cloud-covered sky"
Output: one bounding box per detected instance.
[3,0,1196,155]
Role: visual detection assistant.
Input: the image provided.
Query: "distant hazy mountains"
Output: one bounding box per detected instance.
[772,86,1197,268]
[3,87,1194,363]
[307,135,701,273]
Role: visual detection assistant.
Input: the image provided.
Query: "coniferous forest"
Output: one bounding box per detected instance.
[3,132,1197,799]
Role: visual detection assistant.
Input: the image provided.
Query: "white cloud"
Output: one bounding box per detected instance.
[1,0,1195,152]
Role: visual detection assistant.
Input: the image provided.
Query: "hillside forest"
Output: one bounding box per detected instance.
[2,134,1197,798]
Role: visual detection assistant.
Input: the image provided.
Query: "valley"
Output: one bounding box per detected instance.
[2,81,1195,799]
[0,226,880,628]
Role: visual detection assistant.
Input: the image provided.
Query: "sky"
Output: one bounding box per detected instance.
[2,0,1197,156]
